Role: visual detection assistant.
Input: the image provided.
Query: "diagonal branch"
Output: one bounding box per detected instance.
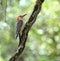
[9,0,44,61]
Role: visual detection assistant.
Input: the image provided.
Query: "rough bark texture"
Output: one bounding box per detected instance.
[9,0,44,61]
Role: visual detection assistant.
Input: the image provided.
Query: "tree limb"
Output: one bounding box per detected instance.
[9,0,44,61]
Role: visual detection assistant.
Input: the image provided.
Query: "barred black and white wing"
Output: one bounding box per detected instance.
[16,20,23,39]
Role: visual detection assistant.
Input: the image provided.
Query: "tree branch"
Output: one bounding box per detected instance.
[9,0,44,61]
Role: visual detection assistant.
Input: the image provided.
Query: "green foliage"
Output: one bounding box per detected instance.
[0,0,60,61]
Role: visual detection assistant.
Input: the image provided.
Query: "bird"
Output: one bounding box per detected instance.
[16,14,27,39]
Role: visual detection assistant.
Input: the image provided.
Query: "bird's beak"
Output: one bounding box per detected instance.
[23,14,27,17]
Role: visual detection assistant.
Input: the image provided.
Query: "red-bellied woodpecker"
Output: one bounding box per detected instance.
[16,14,27,39]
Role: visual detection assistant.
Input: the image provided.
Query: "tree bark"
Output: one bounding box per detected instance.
[9,0,44,61]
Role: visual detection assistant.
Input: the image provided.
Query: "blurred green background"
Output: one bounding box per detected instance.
[0,0,60,61]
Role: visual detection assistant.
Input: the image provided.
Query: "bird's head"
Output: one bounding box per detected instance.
[16,14,27,22]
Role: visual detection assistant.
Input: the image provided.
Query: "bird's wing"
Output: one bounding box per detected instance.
[16,20,23,33]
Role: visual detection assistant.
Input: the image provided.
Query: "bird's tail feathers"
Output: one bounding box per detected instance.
[16,33,19,39]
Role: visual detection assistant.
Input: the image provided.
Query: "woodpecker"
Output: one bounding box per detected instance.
[16,14,27,39]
